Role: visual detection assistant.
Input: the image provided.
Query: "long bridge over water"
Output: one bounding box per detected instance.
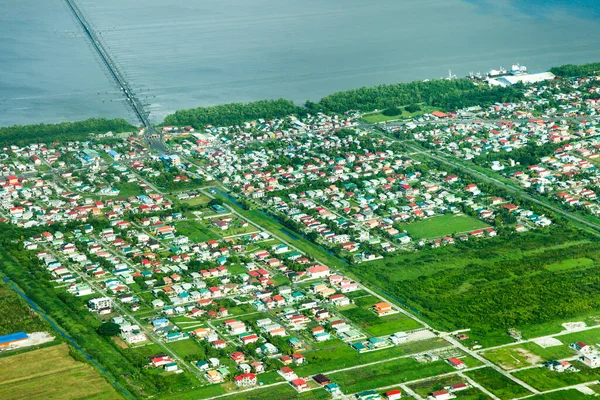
[64,0,168,152]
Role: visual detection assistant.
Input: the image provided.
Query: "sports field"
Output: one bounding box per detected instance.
[0,344,120,400]
[397,214,489,239]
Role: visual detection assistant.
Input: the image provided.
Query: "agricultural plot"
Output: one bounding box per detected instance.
[397,214,489,240]
[0,344,120,400]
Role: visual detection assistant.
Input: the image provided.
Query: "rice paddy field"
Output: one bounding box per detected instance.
[0,344,120,400]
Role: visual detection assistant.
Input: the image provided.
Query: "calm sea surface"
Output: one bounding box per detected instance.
[2,0,600,126]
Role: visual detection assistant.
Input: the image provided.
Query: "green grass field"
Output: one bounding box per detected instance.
[340,305,422,336]
[513,361,600,391]
[465,368,532,399]
[181,195,211,207]
[294,337,447,376]
[410,375,489,399]
[175,220,219,242]
[166,338,207,358]
[0,344,120,400]
[397,214,489,240]
[328,357,455,393]
[545,257,595,272]
[115,181,142,197]
[553,328,600,347]
[361,105,436,123]
[207,218,257,237]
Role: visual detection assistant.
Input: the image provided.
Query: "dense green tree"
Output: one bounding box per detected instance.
[0,118,136,145]
[163,99,304,128]
[97,322,121,336]
[382,107,402,116]
[550,62,600,77]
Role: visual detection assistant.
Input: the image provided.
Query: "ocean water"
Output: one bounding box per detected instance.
[0,0,133,126]
[2,0,600,126]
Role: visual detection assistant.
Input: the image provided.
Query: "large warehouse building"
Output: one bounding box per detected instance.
[488,72,556,87]
[0,332,29,348]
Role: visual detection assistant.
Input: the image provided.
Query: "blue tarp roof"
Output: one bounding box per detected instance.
[0,332,28,345]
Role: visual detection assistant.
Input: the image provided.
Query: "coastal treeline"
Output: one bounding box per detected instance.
[162,79,523,128]
[163,98,304,128]
[0,118,136,145]
[550,62,600,77]
[305,78,523,114]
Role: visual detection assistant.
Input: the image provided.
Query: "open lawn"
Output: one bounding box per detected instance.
[513,361,600,391]
[397,214,489,240]
[410,375,490,399]
[175,220,219,242]
[329,357,455,393]
[0,344,120,400]
[465,368,532,399]
[361,105,436,123]
[166,338,207,358]
[127,343,164,359]
[114,181,142,197]
[181,195,211,207]
[340,305,422,336]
